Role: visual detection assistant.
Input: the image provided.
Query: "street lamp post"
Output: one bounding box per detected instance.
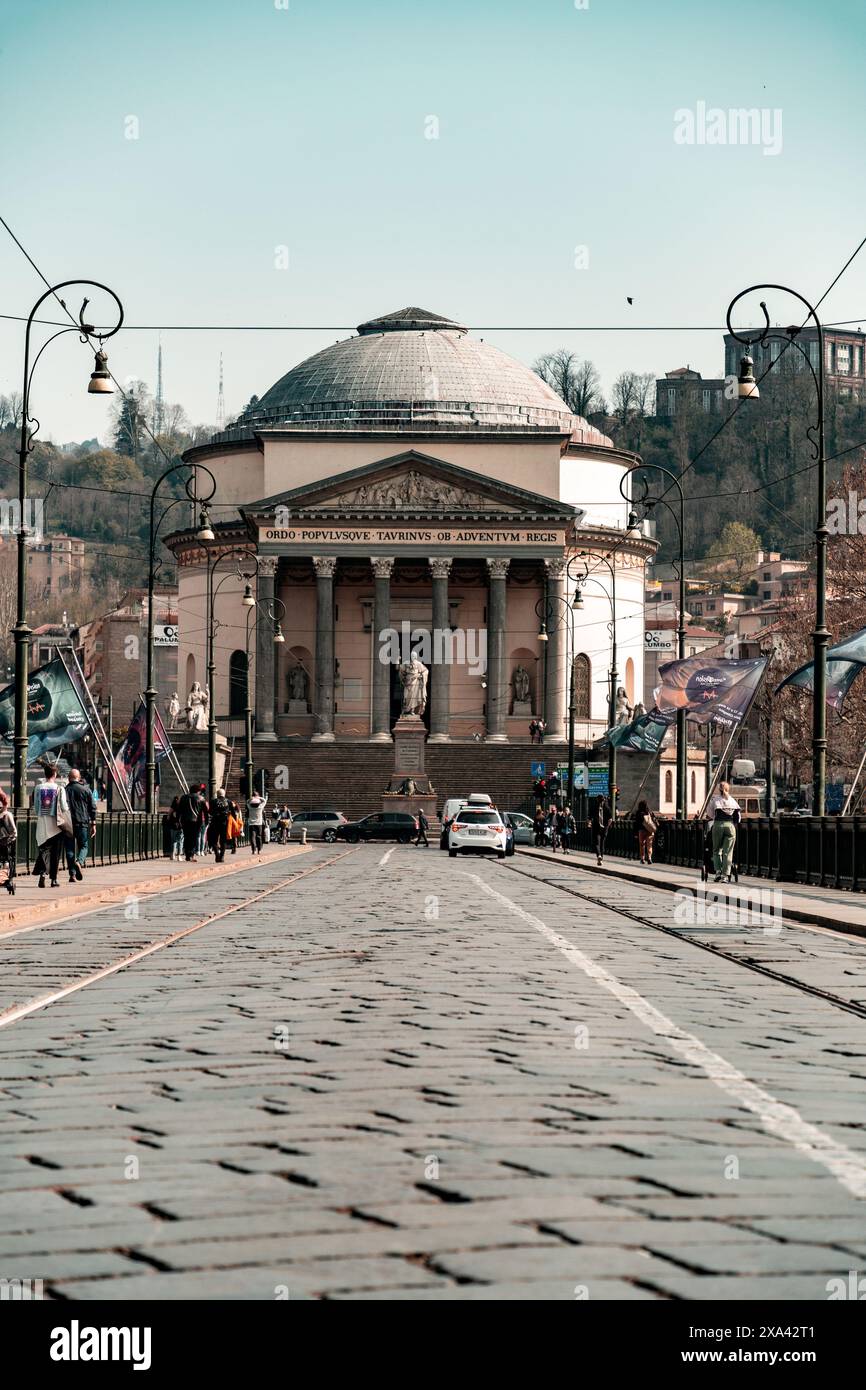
[145,466,215,812]
[726,286,827,815]
[14,283,124,811]
[570,557,620,817]
[621,464,687,819]
[205,547,258,800]
[244,592,285,799]
[536,594,575,810]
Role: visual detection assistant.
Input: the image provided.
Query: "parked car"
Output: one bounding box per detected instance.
[337,812,418,844]
[291,810,348,842]
[448,806,508,859]
[440,793,493,849]
[504,812,534,847]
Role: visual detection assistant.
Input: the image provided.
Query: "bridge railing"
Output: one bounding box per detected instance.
[14,811,170,872]
[569,816,866,893]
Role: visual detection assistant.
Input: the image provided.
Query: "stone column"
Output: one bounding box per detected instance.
[371,556,393,741]
[254,557,278,740]
[544,557,567,741]
[485,558,509,743]
[428,557,452,742]
[311,555,337,742]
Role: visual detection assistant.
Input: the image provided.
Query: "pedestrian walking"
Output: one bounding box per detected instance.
[208,787,232,864]
[634,799,658,865]
[590,794,612,865]
[65,768,96,881]
[245,790,268,855]
[533,806,546,847]
[193,785,209,855]
[555,807,569,853]
[167,795,184,860]
[32,761,71,888]
[179,785,206,862]
[0,791,17,894]
[529,719,538,744]
[226,797,243,854]
[414,808,429,847]
[536,718,546,745]
[709,780,740,883]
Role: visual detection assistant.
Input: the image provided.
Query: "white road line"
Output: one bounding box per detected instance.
[468,872,866,1200]
[379,847,396,866]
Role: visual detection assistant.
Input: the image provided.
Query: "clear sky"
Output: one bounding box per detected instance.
[2,0,865,442]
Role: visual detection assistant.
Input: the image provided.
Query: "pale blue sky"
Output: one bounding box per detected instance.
[2,0,865,441]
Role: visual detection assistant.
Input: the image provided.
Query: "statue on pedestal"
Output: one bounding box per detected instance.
[512,664,531,714]
[614,686,632,726]
[398,654,428,718]
[165,692,181,730]
[186,681,209,732]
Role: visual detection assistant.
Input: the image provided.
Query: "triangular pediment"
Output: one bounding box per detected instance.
[245,450,576,521]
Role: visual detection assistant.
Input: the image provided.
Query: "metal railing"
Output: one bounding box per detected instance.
[569,815,866,892]
[14,811,168,872]
[13,811,246,872]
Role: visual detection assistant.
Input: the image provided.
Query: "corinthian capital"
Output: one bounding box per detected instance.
[545,557,566,581]
[371,556,394,579]
[486,557,510,581]
[430,557,453,580]
[257,556,278,578]
[312,555,338,579]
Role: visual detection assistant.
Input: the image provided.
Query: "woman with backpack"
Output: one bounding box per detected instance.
[633,799,658,865]
[208,787,232,864]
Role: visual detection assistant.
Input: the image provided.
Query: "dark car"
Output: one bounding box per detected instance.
[337,812,419,844]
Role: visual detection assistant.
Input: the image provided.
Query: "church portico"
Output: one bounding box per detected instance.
[166,305,655,804]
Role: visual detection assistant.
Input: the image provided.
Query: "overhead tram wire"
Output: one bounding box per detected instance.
[2,312,866,332]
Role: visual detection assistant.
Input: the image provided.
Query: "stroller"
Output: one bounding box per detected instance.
[700,819,738,884]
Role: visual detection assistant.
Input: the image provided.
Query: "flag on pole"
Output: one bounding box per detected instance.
[775,626,866,712]
[0,657,90,763]
[607,656,768,753]
[115,703,171,799]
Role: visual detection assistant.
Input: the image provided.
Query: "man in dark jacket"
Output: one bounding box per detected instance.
[65,768,96,882]
[414,809,429,848]
[208,787,232,864]
[179,786,206,861]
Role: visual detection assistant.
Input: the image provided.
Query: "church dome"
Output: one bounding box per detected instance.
[231,308,579,435]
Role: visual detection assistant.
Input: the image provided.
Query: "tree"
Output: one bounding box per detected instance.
[705,522,763,582]
[611,371,639,428]
[533,351,602,418]
[111,381,151,462]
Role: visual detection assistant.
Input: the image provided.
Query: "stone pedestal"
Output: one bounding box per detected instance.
[383,714,437,816]
[287,700,309,717]
[513,701,533,718]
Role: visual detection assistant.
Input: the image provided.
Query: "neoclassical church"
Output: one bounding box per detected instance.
[167,308,652,795]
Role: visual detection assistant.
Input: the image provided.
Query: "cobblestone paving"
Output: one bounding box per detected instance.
[1,845,865,1301]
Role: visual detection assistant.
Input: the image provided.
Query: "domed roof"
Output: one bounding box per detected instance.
[233,308,578,435]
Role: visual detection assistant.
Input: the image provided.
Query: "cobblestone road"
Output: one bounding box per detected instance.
[1,844,866,1301]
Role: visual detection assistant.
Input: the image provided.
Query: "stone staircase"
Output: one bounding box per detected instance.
[229,739,575,819]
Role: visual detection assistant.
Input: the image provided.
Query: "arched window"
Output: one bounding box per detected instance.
[665,769,673,803]
[573,654,591,719]
[690,771,697,806]
[185,653,195,692]
[625,657,635,705]
[229,650,248,717]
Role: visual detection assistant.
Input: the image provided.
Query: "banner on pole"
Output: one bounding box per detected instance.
[0,657,90,764]
[115,703,172,800]
[608,656,768,753]
[775,626,866,712]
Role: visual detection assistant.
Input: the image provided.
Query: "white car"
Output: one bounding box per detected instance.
[440,793,493,849]
[448,806,508,859]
